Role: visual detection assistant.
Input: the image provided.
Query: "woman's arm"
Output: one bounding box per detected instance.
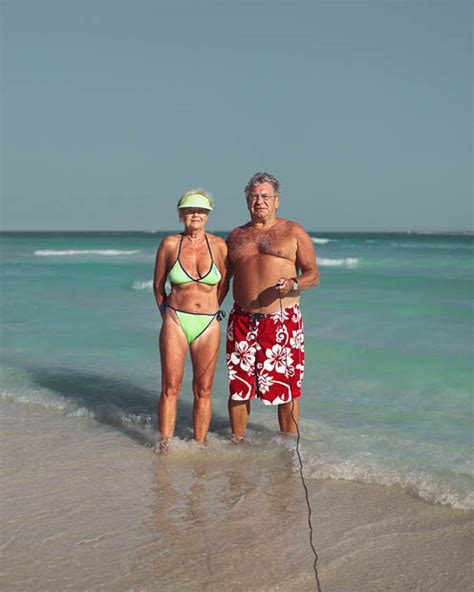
[153,237,172,313]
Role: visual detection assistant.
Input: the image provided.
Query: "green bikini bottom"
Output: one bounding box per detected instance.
[166,305,225,344]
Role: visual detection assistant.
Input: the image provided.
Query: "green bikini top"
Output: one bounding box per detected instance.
[168,234,222,286]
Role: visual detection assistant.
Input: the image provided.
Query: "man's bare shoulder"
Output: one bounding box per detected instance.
[279,219,312,239]
[277,218,304,231]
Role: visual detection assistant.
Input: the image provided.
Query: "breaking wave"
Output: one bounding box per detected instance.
[132,280,153,290]
[302,451,474,511]
[311,238,335,244]
[318,257,359,268]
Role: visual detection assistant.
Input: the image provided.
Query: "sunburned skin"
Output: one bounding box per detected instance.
[156,233,225,313]
[228,219,305,312]
[225,176,319,439]
[153,200,229,447]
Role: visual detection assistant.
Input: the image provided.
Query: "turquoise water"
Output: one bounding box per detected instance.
[1,231,473,509]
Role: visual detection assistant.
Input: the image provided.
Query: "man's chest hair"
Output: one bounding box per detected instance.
[230,226,296,263]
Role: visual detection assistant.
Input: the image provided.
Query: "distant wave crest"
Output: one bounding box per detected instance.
[311,238,334,244]
[318,257,359,268]
[34,249,140,256]
[132,280,153,291]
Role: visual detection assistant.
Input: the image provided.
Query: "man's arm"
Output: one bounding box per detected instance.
[215,237,231,305]
[218,230,238,304]
[276,223,319,296]
[294,223,320,289]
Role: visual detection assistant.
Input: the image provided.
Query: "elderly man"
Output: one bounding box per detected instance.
[226,172,320,441]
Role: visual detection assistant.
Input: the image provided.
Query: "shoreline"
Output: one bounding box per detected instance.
[2,399,472,592]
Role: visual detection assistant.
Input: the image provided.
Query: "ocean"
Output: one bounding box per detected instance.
[1,231,473,591]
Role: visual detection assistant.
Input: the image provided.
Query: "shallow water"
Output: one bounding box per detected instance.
[1,231,472,509]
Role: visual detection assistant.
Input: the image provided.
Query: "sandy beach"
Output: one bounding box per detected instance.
[2,399,472,592]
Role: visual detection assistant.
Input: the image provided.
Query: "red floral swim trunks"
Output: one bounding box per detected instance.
[226,303,305,405]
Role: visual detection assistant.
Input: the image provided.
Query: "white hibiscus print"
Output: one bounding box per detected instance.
[291,305,302,323]
[231,391,248,401]
[227,366,238,381]
[263,344,293,374]
[290,329,304,351]
[295,362,305,383]
[257,372,275,394]
[230,340,256,374]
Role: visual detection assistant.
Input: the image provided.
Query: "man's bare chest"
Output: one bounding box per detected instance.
[229,230,296,264]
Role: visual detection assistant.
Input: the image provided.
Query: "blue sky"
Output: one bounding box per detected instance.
[2,0,472,231]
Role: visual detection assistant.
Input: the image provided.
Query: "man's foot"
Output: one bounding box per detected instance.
[231,433,245,444]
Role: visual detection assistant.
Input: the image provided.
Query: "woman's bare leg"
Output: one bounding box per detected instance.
[189,320,220,443]
[158,314,188,444]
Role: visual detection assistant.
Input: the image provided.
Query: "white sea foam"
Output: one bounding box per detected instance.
[1,388,96,418]
[34,249,140,256]
[302,453,474,510]
[119,411,154,427]
[243,422,474,511]
[0,388,157,426]
[66,406,97,418]
[132,280,153,290]
[318,257,359,268]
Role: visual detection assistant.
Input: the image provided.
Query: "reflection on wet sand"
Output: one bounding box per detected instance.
[117,437,313,592]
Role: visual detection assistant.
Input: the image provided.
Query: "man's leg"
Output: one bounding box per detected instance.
[277,399,300,434]
[228,399,250,441]
[226,306,254,442]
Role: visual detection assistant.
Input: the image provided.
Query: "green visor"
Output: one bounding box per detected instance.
[178,194,213,211]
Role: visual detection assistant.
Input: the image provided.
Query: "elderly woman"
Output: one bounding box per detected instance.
[153,189,228,452]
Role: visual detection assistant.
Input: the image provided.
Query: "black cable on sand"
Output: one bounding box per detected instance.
[279,292,322,592]
[290,397,322,592]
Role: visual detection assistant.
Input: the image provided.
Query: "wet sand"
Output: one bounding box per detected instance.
[1,400,472,592]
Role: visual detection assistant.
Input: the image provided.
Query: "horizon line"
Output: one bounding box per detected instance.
[1,229,473,235]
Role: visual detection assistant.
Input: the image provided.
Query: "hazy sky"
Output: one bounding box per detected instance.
[2,0,472,231]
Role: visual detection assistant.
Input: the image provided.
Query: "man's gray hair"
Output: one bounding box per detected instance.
[244,172,280,198]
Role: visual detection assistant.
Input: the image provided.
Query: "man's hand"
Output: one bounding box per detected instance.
[275,277,298,297]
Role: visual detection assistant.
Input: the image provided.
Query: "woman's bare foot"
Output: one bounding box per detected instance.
[155,436,172,454]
